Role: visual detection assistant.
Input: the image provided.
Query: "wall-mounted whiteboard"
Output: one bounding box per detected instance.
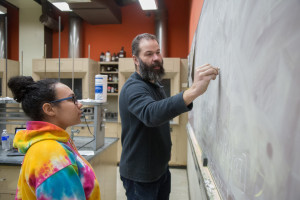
[188,0,300,199]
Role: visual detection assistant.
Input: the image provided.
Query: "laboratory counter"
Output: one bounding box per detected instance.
[0,137,119,200]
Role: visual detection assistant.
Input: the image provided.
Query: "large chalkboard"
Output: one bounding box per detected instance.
[188,0,300,199]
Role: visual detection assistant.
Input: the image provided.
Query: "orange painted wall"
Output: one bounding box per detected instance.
[165,0,190,58]
[188,0,204,52]
[8,6,19,61]
[82,4,155,60]
[53,1,190,60]
[0,2,19,61]
[4,0,194,61]
[52,12,70,59]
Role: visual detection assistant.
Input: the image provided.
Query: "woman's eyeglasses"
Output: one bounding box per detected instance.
[49,95,78,105]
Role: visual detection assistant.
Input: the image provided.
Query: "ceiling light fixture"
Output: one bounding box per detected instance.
[138,0,157,10]
[52,2,72,12]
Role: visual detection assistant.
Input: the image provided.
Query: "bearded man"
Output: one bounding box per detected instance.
[119,33,219,200]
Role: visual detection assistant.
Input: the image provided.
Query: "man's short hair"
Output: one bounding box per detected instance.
[131,33,158,57]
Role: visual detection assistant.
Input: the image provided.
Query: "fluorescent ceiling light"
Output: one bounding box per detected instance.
[138,0,157,10]
[0,5,7,14]
[52,2,72,12]
[62,0,91,2]
[48,0,91,4]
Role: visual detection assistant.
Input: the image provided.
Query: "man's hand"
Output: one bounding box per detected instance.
[183,64,219,105]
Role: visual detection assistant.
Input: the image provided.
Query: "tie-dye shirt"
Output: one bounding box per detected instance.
[13,121,101,200]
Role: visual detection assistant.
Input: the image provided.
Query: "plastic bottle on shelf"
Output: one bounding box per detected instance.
[105,51,111,62]
[113,75,118,82]
[108,74,112,82]
[100,52,105,61]
[1,129,10,151]
[112,53,116,61]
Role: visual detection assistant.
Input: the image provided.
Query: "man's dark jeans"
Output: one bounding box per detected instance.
[121,168,171,200]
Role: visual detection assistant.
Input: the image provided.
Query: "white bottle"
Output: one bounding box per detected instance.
[105,51,111,62]
[95,74,107,103]
[1,129,10,151]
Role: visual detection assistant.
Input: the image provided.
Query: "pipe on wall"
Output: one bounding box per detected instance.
[155,0,168,57]
[0,16,6,59]
[68,14,83,58]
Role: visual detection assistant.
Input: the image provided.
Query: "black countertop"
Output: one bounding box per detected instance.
[0,137,118,166]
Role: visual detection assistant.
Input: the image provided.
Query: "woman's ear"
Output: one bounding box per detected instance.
[42,103,56,117]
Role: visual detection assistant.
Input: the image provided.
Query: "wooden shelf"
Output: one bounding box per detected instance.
[100,71,118,74]
[107,93,118,96]
[99,61,119,118]
[98,61,118,65]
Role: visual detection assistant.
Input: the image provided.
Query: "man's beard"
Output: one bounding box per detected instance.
[138,58,165,83]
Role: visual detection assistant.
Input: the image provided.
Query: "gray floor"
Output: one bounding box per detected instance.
[117,167,189,200]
